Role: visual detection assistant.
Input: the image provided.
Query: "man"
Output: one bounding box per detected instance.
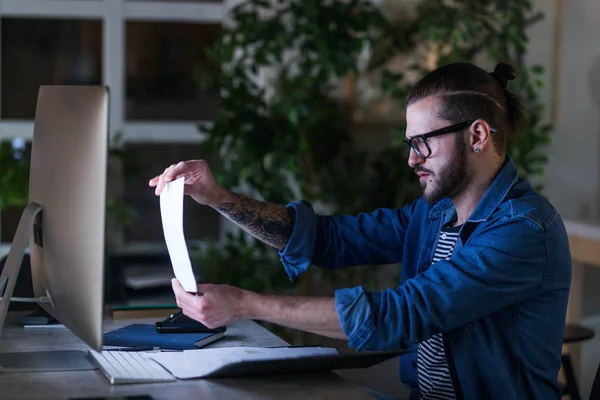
[149,62,571,400]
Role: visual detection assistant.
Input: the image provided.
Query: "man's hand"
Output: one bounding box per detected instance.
[171,279,346,340]
[171,279,253,329]
[148,159,228,207]
[149,160,296,250]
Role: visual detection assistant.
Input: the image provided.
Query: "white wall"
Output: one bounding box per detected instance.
[524,0,557,121]
[527,0,600,398]
[543,0,600,224]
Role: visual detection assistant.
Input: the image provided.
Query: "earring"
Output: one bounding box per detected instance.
[474,147,480,153]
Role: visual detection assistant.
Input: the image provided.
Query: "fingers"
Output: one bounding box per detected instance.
[149,160,204,196]
[172,279,212,318]
[195,283,214,293]
[172,279,196,308]
[148,175,160,187]
[172,281,237,328]
[171,278,183,292]
[153,163,185,196]
[150,165,171,196]
[164,161,187,182]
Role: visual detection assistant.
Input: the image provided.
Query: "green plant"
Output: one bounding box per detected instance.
[0,139,30,213]
[192,0,552,305]
[196,0,387,202]
[192,0,393,298]
[0,133,138,247]
[506,66,552,191]
[105,131,139,251]
[372,0,551,189]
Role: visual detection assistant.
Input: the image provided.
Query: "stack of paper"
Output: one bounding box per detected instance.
[149,346,339,379]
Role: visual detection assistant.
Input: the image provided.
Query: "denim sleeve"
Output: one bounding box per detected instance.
[278,200,411,281]
[277,200,318,281]
[335,216,556,351]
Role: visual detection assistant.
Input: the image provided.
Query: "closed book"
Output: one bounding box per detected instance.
[109,308,180,320]
[105,304,179,320]
[103,324,224,350]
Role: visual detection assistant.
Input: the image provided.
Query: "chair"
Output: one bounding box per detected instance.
[562,324,595,400]
[589,361,600,400]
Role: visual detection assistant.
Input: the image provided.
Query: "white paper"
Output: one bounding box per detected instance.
[159,176,198,293]
[149,346,339,379]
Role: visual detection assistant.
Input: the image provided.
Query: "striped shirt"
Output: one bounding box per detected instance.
[417,225,460,399]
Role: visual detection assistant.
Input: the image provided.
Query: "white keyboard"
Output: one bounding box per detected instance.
[88,350,177,384]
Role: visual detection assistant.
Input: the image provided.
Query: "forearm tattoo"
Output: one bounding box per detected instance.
[214,193,296,249]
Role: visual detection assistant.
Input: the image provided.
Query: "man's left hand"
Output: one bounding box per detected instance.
[171,278,253,329]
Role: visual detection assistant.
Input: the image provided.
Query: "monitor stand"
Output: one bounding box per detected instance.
[0,203,96,373]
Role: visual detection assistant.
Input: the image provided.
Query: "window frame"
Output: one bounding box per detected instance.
[0,0,224,144]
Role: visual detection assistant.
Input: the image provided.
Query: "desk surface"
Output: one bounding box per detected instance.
[0,312,373,400]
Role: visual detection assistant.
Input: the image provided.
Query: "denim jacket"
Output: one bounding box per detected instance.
[279,157,571,400]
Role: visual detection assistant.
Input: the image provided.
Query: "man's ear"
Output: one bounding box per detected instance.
[469,119,493,152]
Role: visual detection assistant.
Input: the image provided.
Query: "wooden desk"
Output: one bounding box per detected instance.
[0,312,373,400]
[562,220,600,388]
[563,219,600,327]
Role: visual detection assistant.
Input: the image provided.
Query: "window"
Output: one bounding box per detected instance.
[120,143,221,243]
[0,0,226,245]
[0,143,222,244]
[125,21,221,121]
[0,0,224,141]
[125,0,221,2]
[1,18,102,119]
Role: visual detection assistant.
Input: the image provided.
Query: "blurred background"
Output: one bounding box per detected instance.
[0,0,599,398]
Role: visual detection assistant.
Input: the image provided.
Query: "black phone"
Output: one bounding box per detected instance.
[155,311,226,334]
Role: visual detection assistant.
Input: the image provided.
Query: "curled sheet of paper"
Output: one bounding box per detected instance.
[149,346,339,379]
[159,177,197,293]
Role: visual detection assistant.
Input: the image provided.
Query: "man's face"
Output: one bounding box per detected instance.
[405,96,471,204]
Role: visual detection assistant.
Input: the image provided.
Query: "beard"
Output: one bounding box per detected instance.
[418,136,471,204]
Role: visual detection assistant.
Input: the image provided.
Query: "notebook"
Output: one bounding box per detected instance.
[103,323,224,350]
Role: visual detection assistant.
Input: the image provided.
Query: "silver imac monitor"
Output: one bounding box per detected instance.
[0,85,108,371]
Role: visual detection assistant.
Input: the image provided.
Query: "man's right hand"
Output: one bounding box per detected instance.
[149,159,296,250]
[148,159,228,207]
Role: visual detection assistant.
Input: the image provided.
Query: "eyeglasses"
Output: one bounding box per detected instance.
[403,120,497,159]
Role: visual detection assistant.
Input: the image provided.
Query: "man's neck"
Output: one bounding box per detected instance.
[452,160,503,226]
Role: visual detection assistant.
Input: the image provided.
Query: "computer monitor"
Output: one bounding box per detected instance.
[0,85,108,371]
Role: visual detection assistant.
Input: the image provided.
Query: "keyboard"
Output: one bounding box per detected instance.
[88,349,177,384]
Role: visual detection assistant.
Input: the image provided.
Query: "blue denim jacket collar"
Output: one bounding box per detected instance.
[428,156,519,223]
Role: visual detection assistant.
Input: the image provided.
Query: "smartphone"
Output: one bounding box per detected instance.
[155,311,226,334]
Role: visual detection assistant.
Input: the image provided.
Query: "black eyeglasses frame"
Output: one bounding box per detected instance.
[403,120,497,159]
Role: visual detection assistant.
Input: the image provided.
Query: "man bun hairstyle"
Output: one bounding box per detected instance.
[489,62,524,141]
[405,62,525,156]
[490,62,516,88]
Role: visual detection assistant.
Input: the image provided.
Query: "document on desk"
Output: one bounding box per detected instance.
[159,176,197,293]
[149,346,338,379]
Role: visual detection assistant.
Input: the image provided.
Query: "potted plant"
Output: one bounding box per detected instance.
[0,138,30,244]
[191,0,552,343]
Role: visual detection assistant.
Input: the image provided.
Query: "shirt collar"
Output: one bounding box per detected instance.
[428,156,519,222]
